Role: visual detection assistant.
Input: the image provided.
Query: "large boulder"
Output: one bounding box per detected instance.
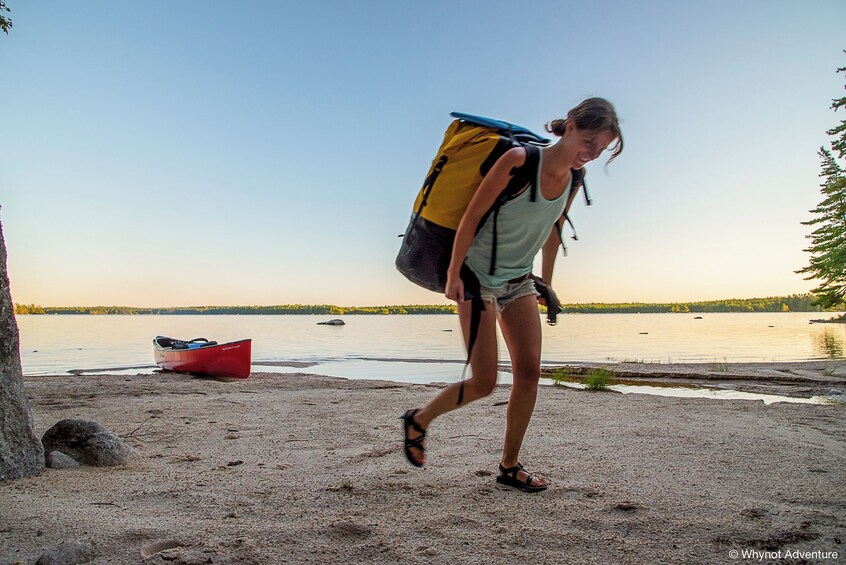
[41,419,136,467]
[0,210,44,480]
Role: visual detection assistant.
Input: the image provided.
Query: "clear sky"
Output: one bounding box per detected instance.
[1,1,844,307]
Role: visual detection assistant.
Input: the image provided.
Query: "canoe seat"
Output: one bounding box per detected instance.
[155,336,218,350]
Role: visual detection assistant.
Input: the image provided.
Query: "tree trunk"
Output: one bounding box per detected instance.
[0,209,44,480]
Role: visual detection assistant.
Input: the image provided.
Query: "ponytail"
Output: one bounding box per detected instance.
[545,118,567,137]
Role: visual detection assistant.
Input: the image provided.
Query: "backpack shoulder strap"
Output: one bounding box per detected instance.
[501,144,541,202]
[525,145,541,202]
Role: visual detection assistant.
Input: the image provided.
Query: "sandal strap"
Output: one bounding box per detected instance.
[404,435,425,449]
[402,409,427,437]
[499,462,525,479]
[499,463,539,487]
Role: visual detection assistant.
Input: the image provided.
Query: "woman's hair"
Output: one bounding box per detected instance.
[545,97,623,163]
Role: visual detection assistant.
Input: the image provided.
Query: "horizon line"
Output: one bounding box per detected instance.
[12,294,830,310]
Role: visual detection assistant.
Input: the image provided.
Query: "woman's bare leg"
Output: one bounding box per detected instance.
[497,294,547,487]
[403,299,499,466]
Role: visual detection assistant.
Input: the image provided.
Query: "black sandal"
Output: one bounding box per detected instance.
[400,409,426,467]
[496,463,547,492]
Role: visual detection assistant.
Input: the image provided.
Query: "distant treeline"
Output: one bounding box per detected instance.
[13,304,456,315]
[557,295,836,314]
[13,295,841,315]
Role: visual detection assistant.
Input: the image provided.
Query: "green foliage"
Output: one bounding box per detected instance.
[797,60,846,309]
[12,304,459,315]
[0,1,12,35]
[13,303,45,315]
[556,294,835,314]
[585,367,613,391]
[548,366,612,390]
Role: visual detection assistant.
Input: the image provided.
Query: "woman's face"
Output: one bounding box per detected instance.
[571,128,617,169]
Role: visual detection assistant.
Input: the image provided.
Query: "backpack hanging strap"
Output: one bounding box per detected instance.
[529,274,562,325]
[457,263,484,406]
[554,206,586,259]
[554,215,568,257]
[488,206,500,276]
[554,169,591,257]
[581,176,592,206]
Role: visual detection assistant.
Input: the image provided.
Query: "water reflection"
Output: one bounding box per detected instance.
[813,327,845,359]
[17,312,846,374]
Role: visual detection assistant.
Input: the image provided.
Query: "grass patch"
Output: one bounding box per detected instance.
[585,367,613,391]
[550,367,576,387]
[549,366,614,391]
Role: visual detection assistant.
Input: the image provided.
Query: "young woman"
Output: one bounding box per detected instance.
[401,98,623,492]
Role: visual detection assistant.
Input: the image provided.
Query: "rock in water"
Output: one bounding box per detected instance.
[0,210,45,480]
[317,319,346,326]
[41,419,136,467]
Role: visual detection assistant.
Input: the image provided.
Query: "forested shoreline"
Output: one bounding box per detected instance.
[13,295,842,315]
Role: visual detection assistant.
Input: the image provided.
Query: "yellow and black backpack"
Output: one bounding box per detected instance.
[396,112,587,297]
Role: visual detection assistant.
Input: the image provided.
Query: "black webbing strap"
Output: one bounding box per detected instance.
[555,170,591,257]
[488,207,500,276]
[581,177,591,206]
[529,274,562,325]
[457,263,484,406]
[555,215,568,257]
[524,145,541,203]
[415,155,448,216]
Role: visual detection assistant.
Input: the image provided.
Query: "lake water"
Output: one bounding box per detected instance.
[17,312,846,376]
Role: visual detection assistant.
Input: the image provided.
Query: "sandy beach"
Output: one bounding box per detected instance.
[2,363,845,564]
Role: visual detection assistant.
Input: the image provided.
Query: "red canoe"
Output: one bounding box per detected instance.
[153,336,252,379]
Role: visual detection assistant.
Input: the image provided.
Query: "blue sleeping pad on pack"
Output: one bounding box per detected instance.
[449,112,551,145]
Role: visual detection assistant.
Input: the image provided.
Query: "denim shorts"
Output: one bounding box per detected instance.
[479,276,539,315]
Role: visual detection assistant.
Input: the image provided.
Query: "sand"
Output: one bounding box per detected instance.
[2,362,845,564]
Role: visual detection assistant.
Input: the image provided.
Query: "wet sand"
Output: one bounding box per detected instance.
[2,362,845,564]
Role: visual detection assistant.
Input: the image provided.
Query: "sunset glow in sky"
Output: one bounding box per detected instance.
[2,1,845,306]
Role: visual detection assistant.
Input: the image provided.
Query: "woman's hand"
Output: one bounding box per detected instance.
[445,270,465,303]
